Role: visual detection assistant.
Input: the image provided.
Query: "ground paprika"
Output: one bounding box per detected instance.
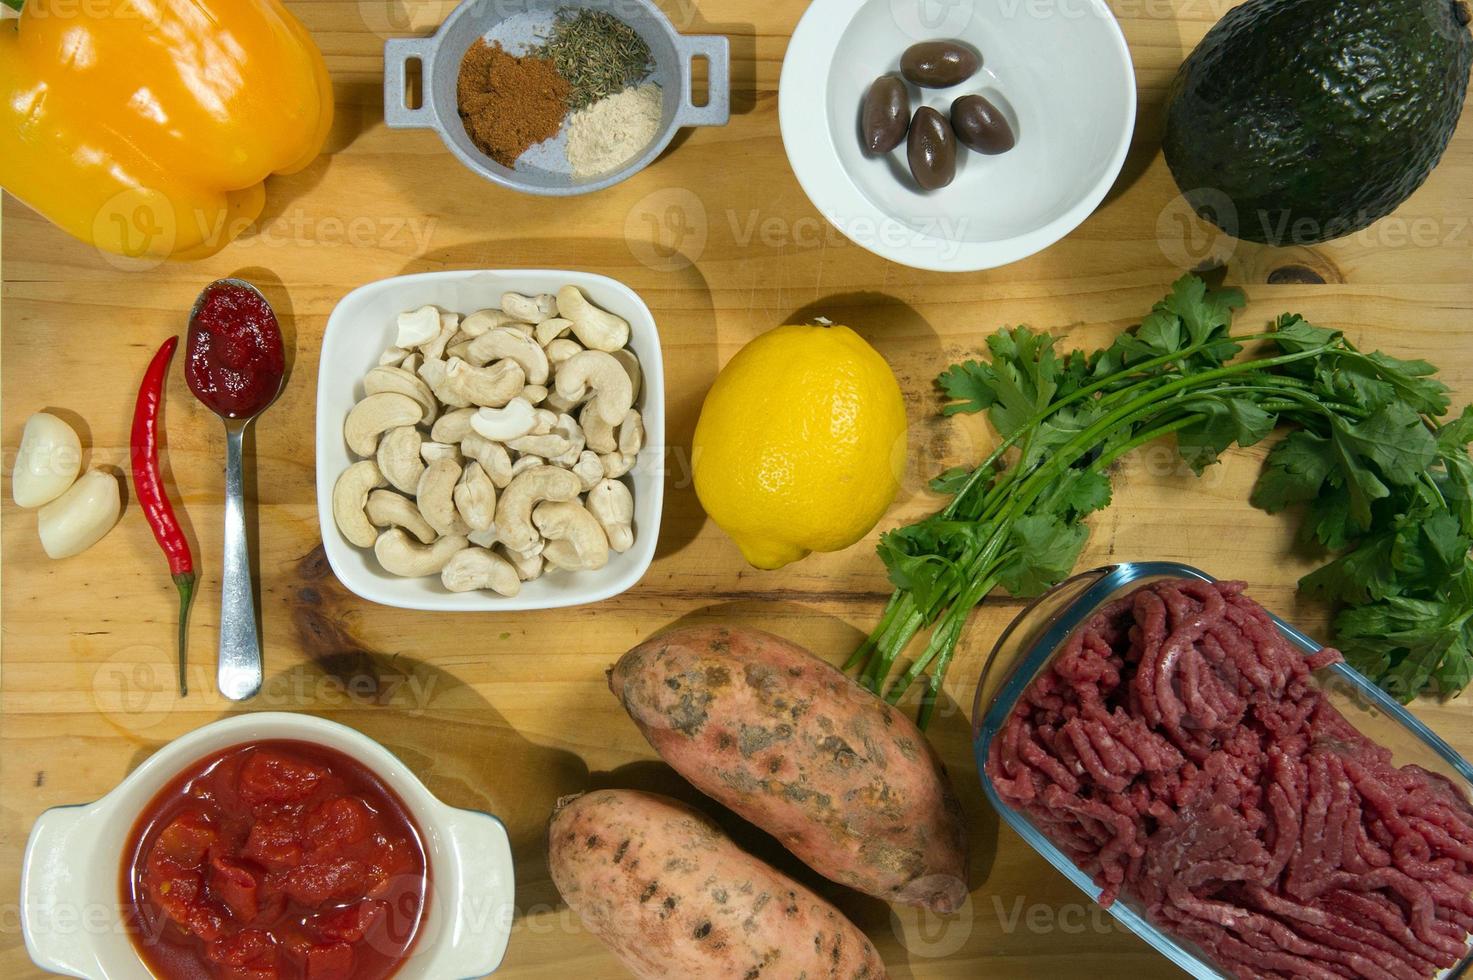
[457,40,571,167]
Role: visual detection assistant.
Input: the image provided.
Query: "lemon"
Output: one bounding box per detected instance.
[692,323,908,569]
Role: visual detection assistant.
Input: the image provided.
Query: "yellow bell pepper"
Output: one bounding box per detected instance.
[0,0,333,260]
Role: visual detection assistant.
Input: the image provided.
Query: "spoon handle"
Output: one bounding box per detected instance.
[218,420,264,700]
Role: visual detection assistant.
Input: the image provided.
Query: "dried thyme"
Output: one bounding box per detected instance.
[535,8,654,111]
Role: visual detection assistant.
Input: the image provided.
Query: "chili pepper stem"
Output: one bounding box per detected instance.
[173,572,195,696]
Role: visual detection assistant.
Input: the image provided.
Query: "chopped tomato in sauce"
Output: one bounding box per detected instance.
[122,740,428,980]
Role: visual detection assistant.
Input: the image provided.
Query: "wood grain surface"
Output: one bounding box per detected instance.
[2,0,1471,976]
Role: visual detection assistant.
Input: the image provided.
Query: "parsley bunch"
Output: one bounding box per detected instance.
[849,275,1473,726]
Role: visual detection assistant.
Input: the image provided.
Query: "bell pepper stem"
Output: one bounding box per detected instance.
[2,0,23,13]
[173,572,196,696]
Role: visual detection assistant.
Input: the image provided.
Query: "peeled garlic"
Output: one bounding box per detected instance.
[38,469,121,559]
[12,412,81,508]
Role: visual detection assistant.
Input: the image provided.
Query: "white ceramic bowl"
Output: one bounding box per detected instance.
[779,0,1136,272]
[316,270,664,611]
[21,713,515,980]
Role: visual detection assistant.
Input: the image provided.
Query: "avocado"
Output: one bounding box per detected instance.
[1163,0,1472,246]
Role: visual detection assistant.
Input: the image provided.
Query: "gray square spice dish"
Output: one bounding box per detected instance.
[384,0,730,196]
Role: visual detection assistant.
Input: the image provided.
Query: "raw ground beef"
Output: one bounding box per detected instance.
[985,579,1473,980]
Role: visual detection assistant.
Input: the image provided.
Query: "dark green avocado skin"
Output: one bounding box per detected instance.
[1163,0,1472,245]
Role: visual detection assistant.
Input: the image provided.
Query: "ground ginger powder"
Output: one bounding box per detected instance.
[566,83,663,179]
[457,40,570,167]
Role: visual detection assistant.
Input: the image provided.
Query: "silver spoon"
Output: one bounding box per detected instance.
[184,278,286,701]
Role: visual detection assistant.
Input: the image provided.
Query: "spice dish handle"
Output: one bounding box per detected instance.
[384,37,436,129]
[673,34,731,128]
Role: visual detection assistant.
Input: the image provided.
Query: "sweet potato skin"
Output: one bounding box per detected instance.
[548,790,887,980]
[608,626,969,913]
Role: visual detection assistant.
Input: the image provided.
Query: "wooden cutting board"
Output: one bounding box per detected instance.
[2,0,1470,976]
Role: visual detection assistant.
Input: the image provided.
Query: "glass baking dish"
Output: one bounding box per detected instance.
[970,561,1473,980]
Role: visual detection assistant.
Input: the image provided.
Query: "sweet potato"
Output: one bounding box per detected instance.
[608,626,969,913]
[548,789,886,980]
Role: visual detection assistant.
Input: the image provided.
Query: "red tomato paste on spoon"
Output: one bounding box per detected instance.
[185,281,285,419]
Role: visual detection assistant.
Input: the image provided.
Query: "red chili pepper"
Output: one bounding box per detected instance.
[131,336,196,696]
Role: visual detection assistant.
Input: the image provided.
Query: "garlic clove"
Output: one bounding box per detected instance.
[12,412,82,508]
[37,469,121,559]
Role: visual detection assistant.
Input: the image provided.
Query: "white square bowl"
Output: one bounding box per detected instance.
[316,270,664,611]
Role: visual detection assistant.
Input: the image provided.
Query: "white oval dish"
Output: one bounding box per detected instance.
[316,269,665,612]
[779,0,1137,272]
[21,713,515,979]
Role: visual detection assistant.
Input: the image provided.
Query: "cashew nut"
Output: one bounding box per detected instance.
[462,434,514,487]
[555,350,634,426]
[419,441,461,464]
[495,465,581,552]
[466,328,549,385]
[602,451,635,479]
[431,407,478,443]
[503,291,558,322]
[444,357,524,408]
[376,425,425,495]
[509,454,545,479]
[364,366,437,424]
[499,544,545,581]
[422,312,460,361]
[454,461,497,532]
[396,305,440,348]
[332,460,388,548]
[374,528,467,576]
[402,352,421,375]
[461,308,525,337]
[618,409,645,456]
[546,338,583,369]
[468,526,500,548]
[587,478,634,552]
[470,397,537,442]
[417,357,469,408]
[365,488,437,544]
[345,392,422,457]
[535,317,574,347]
[612,348,642,403]
[379,346,410,367]
[580,401,617,454]
[417,458,469,536]
[572,450,604,491]
[557,285,629,351]
[38,469,122,559]
[535,501,610,571]
[13,412,81,508]
[522,384,549,405]
[441,547,521,596]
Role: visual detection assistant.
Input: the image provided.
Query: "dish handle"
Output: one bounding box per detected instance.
[21,804,100,978]
[434,805,516,977]
[384,37,436,129]
[673,35,731,128]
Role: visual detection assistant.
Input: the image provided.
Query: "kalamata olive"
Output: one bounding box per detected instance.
[951,94,1016,154]
[861,74,911,155]
[900,40,981,88]
[907,106,956,191]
